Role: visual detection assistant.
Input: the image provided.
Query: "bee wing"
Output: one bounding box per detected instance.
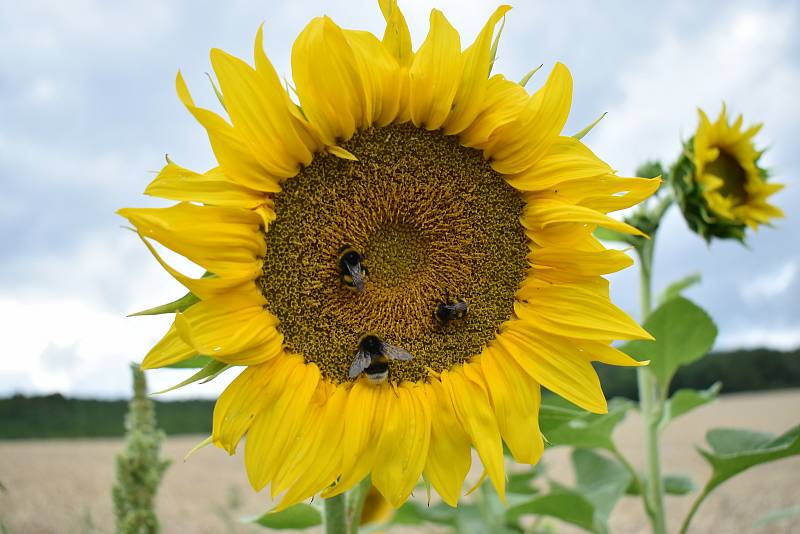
[348,350,372,378]
[346,262,366,293]
[381,342,413,361]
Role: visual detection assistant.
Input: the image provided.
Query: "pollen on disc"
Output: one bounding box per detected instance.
[259,124,528,384]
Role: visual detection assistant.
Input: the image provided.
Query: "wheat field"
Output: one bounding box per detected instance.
[1,390,798,534]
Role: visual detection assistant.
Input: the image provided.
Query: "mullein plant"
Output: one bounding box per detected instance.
[112,364,171,534]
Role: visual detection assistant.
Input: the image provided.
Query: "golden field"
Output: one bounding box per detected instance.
[1,390,798,534]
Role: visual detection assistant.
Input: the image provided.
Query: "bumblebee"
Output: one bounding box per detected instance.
[348,334,413,385]
[337,244,368,293]
[434,289,469,324]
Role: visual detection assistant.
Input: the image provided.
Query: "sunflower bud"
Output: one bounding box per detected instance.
[670,105,783,242]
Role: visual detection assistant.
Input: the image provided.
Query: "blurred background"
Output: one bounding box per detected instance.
[1,0,798,532]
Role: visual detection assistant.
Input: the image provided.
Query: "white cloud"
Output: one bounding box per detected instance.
[717,326,800,351]
[592,2,800,175]
[740,260,798,303]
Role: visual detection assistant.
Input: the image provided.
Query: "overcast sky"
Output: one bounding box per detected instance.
[1,0,798,399]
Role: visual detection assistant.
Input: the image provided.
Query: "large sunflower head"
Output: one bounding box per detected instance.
[120,0,658,510]
[672,105,783,241]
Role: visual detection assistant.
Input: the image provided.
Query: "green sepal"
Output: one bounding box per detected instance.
[518,64,543,87]
[153,360,231,395]
[669,139,748,243]
[246,504,322,530]
[572,112,607,140]
[128,292,200,317]
[488,14,506,75]
[205,72,226,112]
[166,355,213,369]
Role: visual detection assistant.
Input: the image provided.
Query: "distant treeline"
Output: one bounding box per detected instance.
[1,347,797,439]
[596,346,800,400]
[0,396,213,439]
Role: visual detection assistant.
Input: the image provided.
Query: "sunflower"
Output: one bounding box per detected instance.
[672,105,783,241]
[119,0,658,510]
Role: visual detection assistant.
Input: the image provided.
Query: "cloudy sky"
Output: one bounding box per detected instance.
[1,0,798,399]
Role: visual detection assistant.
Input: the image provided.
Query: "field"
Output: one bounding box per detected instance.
[1,390,798,533]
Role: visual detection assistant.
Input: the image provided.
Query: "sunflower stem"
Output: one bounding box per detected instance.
[346,477,371,534]
[636,223,667,534]
[324,494,347,534]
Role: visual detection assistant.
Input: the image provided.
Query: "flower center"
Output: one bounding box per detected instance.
[259,124,527,383]
[706,149,748,204]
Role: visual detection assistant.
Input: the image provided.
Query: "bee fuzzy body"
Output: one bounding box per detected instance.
[434,290,469,325]
[337,244,368,293]
[348,334,413,385]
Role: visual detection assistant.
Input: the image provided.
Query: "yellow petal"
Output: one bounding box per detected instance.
[530,247,633,276]
[443,6,511,135]
[244,358,320,491]
[212,361,277,454]
[117,202,265,276]
[481,344,544,464]
[323,382,390,498]
[459,74,528,148]
[441,367,506,502]
[378,0,412,66]
[522,199,646,237]
[274,385,348,510]
[175,72,280,193]
[505,136,611,191]
[496,322,608,413]
[372,384,431,507]
[141,323,196,369]
[175,291,283,366]
[574,339,646,367]
[145,161,271,205]
[515,284,652,341]
[423,379,472,507]
[408,10,463,130]
[485,63,573,174]
[210,47,308,178]
[345,29,403,127]
[131,229,260,300]
[528,175,661,213]
[292,16,366,144]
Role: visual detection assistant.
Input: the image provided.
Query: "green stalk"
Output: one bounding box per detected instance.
[324,494,347,534]
[678,485,711,534]
[636,243,666,534]
[633,194,673,534]
[346,477,372,534]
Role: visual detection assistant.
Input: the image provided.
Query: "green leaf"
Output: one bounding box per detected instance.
[572,450,631,522]
[662,383,721,427]
[165,355,213,369]
[153,360,231,394]
[540,396,633,452]
[663,474,695,496]
[506,491,597,533]
[657,273,701,305]
[507,467,542,495]
[128,291,199,317]
[699,425,800,494]
[392,501,454,526]
[754,505,800,528]
[247,504,321,530]
[621,297,717,393]
[593,226,633,244]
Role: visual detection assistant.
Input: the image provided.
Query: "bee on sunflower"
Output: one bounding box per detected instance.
[671,105,783,242]
[119,0,658,511]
